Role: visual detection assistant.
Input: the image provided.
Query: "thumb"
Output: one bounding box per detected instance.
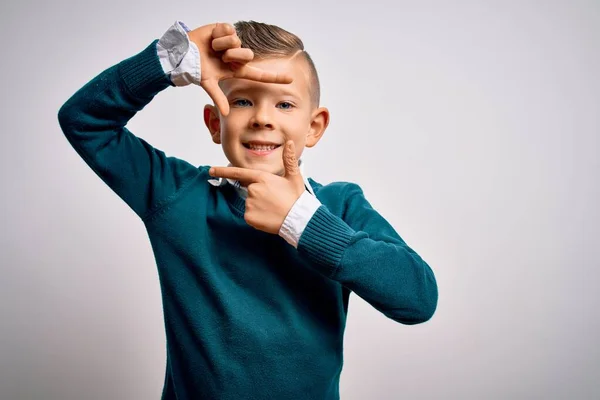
[283,140,300,179]
[200,78,230,116]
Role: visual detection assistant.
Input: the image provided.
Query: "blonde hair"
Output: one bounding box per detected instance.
[234,21,320,107]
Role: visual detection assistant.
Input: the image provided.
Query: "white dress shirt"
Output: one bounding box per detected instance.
[156,21,322,248]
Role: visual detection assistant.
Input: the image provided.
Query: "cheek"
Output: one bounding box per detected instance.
[286,116,311,140]
[219,119,244,142]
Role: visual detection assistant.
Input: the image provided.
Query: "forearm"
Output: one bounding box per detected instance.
[297,185,438,324]
[58,40,171,148]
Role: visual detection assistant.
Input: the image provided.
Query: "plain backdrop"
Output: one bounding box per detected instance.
[1,0,599,399]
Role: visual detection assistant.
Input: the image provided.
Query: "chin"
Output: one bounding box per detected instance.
[257,164,282,174]
[227,159,273,173]
[259,165,285,176]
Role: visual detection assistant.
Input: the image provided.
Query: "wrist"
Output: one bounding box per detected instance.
[279,191,321,248]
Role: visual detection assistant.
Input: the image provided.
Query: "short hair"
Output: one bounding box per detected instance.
[234,20,320,107]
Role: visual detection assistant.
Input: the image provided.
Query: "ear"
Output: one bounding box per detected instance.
[305,107,330,148]
[203,104,221,144]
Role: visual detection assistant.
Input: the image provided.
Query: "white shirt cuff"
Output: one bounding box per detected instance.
[279,191,322,248]
[156,21,201,86]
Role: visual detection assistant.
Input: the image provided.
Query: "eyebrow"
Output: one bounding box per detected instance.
[226,86,302,100]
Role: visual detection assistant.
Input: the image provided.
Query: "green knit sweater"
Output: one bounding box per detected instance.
[58,39,438,400]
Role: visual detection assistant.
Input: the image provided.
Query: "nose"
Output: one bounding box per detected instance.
[248,106,274,130]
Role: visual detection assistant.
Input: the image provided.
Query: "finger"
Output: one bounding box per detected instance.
[283,140,300,178]
[212,23,235,39]
[233,64,294,84]
[212,35,241,52]
[209,166,264,183]
[201,79,230,116]
[222,48,254,64]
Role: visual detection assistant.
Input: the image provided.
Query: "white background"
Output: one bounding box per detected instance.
[1,0,599,398]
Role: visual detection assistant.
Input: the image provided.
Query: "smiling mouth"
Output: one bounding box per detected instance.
[243,142,282,151]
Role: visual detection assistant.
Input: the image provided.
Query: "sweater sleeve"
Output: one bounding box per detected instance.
[57,40,200,219]
[297,183,438,325]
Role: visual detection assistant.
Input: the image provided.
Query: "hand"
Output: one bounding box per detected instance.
[187,23,293,116]
[208,141,305,234]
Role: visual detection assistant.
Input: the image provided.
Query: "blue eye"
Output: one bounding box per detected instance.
[277,102,294,110]
[232,99,252,107]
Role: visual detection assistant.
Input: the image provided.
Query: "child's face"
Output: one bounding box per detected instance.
[204,54,328,177]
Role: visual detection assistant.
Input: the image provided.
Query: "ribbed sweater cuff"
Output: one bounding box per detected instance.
[297,205,355,277]
[118,39,172,99]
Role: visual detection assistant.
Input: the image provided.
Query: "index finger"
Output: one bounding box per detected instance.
[212,23,235,39]
[209,166,265,183]
[233,64,293,84]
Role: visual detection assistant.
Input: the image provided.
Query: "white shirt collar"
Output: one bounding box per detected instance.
[207,158,315,198]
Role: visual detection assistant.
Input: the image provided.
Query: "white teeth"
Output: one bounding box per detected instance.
[248,145,277,151]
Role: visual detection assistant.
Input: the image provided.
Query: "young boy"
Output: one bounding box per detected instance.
[58,20,438,400]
